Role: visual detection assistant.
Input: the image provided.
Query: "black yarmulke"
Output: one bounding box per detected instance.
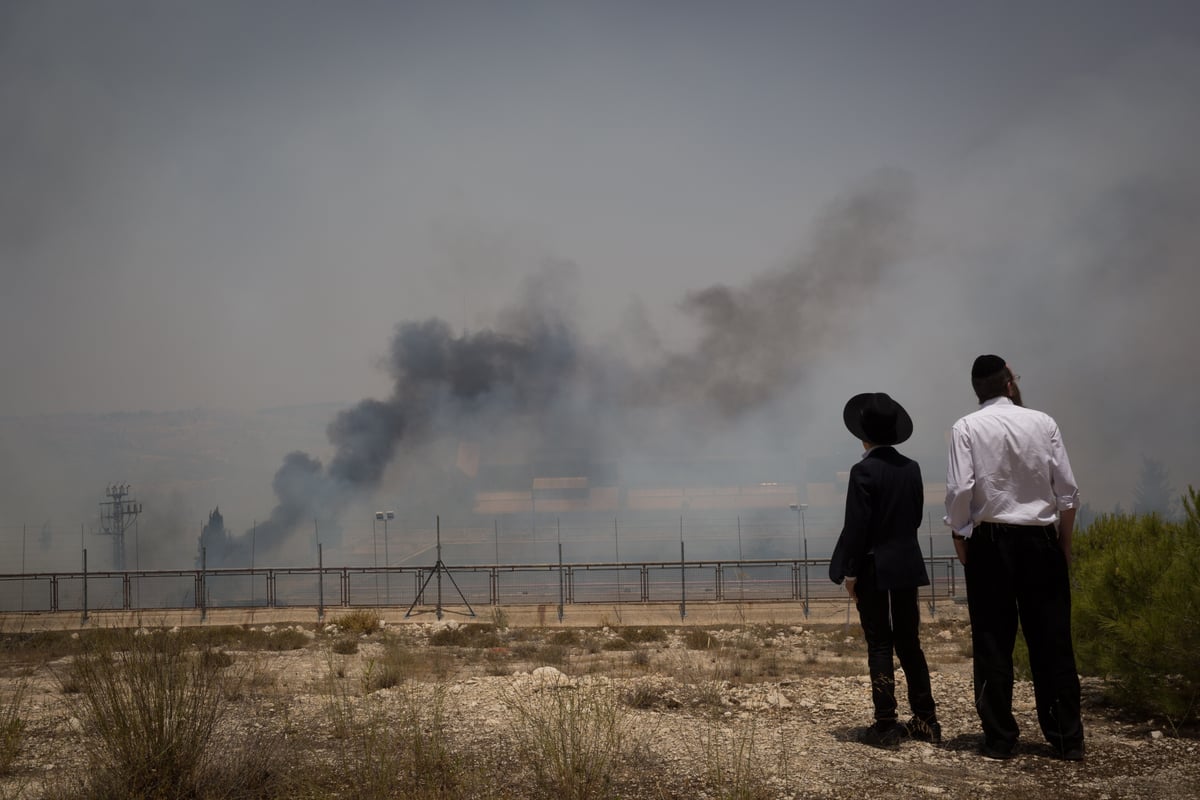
[971,354,1006,380]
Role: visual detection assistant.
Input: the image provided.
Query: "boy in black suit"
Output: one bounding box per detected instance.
[830,392,939,747]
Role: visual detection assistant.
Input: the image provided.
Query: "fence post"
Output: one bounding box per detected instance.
[200,546,207,622]
[556,524,564,623]
[803,530,810,618]
[927,512,937,617]
[679,532,687,620]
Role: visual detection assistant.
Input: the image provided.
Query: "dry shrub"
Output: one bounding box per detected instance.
[178,625,246,649]
[509,642,568,668]
[361,638,433,691]
[429,623,501,648]
[621,680,679,711]
[0,680,25,776]
[198,648,234,670]
[621,627,668,644]
[51,628,285,800]
[502,680,635,800]
[331,638,359,655]
[261,628,311,651]
[0,630,86,660]
[334,609,382,636]
[484,648,511,676]
[548,629,581,646]
[689,678,734,712]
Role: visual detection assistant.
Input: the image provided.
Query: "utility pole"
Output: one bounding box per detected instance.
[99,484,142,571]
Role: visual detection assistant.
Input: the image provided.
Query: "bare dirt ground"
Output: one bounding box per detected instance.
[1,606,1197,799]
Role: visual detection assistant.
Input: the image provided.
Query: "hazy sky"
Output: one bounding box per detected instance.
[3,0,1199,523]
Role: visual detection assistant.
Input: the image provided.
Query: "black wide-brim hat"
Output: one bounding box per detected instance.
[843,392,913,446]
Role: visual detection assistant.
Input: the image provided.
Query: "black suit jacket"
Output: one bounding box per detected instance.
[829,446,930,591]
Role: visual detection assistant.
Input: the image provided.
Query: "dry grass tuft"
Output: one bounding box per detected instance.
[333,609,383,636]
[0,680,25,777]
[502,679,636,800]
[49,628,287,800]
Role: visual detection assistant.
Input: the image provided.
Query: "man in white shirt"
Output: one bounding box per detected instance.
[944,355,1084,761]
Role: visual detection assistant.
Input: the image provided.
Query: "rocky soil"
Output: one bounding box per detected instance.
[1,615,1197,799]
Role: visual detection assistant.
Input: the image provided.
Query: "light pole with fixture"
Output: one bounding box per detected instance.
[376,511,394,604]
[790,502,809,617]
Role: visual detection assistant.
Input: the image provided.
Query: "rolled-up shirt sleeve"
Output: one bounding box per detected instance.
[1048,421,1080,511]
[944,424,976,536]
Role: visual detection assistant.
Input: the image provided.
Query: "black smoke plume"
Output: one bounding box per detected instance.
[224,170,915,565]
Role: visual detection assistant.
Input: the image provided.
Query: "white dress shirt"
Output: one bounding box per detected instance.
[944,397,1080,538]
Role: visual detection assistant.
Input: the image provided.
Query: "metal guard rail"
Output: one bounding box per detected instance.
[0,556,960,621]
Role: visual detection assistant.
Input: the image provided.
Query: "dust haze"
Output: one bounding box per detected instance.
[1,3,1198,570]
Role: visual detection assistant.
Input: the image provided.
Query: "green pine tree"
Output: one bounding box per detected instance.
[1072,487,1200,728]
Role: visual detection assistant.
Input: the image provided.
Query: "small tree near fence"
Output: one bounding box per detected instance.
[1072,487,1200,731]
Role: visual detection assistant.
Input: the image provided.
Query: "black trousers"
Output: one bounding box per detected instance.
[854,557,937,724]
[965,522,1084,753]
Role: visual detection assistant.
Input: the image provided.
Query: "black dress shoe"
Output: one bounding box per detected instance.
[979,740,1015,760]
[905,717,942,744]
[858,721,909,748]
[1059,743,1085,762]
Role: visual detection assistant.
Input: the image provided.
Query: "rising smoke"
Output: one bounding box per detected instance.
[227,170,915,565]
[4,6,1200,576]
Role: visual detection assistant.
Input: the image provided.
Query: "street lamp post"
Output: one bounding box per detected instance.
[376,511,394,605]
[371,514,380,605]
[790,503,809,617]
